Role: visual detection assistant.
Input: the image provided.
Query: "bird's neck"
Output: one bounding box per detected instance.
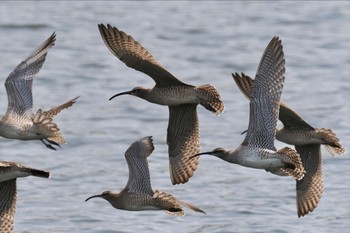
[215,149,240,164]
[135,88,154,101]
[104,192,120,207]
[135,88,168,105]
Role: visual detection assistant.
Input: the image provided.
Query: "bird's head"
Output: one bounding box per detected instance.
[109,87,150,100]
[189,147,229,161]
[85,190,118,202]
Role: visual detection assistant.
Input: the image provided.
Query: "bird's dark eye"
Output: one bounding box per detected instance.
[213,148,222,153]
[102,191,109,196]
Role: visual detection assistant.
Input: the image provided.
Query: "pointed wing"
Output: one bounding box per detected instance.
[0,161,50,181]
[4,33,56,117]
[124,136,154,195]
[243,37,285,150]
[98,24,188,87]
[295,144,324,217]
[279,102,314,130]
[0,179,16,232]
[232,73,314,130]
[232,72,254,99]
[44,96,79,118]
[167,104,200,185]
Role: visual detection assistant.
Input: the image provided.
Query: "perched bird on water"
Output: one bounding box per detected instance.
[98,24,224,185]
[191,37,304,180]
[85,136,206,216]
[0,161,50,233]
[232,72,345,217]
[0,33,79,150]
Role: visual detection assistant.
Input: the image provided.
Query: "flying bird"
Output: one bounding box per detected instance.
[98,23,224,185]
[232,72,345,217]
[191,37,304,181]
[85,136,206,216]
[0,33,79,150]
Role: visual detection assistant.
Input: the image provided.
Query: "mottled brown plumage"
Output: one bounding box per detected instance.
[0,162,50,232]
[192,37,304,181]
[295,145,324,217]
[232,72,344,217]
[0,180,16,233]
[0,33,79,150]
[85,136,206,216]
[232,72,345,156]
[98,23,224,184]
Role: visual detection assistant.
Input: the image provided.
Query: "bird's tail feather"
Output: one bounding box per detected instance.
[277,147,305,180]
[196,84,224,115]
[315,128,345,156]
[153,190,184,216]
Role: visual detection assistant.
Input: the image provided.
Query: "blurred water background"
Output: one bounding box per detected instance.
[0,1,349,233]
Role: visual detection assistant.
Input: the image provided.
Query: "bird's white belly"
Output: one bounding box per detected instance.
[241,157,284,169]
[238,147,284,169]
[0,121,38,140]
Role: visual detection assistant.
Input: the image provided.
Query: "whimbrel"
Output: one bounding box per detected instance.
[0,33,79,150]
[0,161,50,232]
[85,136,206,216]
[98,24,224,185]
[191,37,304,180]
[232,72,345,217]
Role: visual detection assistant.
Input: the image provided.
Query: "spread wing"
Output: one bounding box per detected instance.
[0,179,17,232]
[98,24,188,87]
[124,136,154,195]
[232,72,314,130]
[279,102,314,130]
[0,161,50,181]
[167,104,200,185]
[233,69,325,217]
[44,96,79,118]
[232,72,254,99]
[4,33,56,117]
[243,37,285,150]
[295,144,324,217]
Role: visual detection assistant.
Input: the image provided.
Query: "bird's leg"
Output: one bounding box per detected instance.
[40,139,57,150]
[46,139,61,148]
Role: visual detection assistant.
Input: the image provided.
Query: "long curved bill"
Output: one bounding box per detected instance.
[109,91,133,101]
[189,151,213,160]
[85,194,103,202]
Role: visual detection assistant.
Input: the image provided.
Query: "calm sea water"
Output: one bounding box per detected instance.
[0,1,349,233]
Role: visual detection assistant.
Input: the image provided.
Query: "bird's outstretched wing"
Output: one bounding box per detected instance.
[124,136,155,196]
[0,179,16,232]
[5,33,56,117]
[98,24,189,87]
[295,144,324,217]
[243,37,285,150]
[232,72,254,99]
[167,104,200,185]
[232,72,314,130]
